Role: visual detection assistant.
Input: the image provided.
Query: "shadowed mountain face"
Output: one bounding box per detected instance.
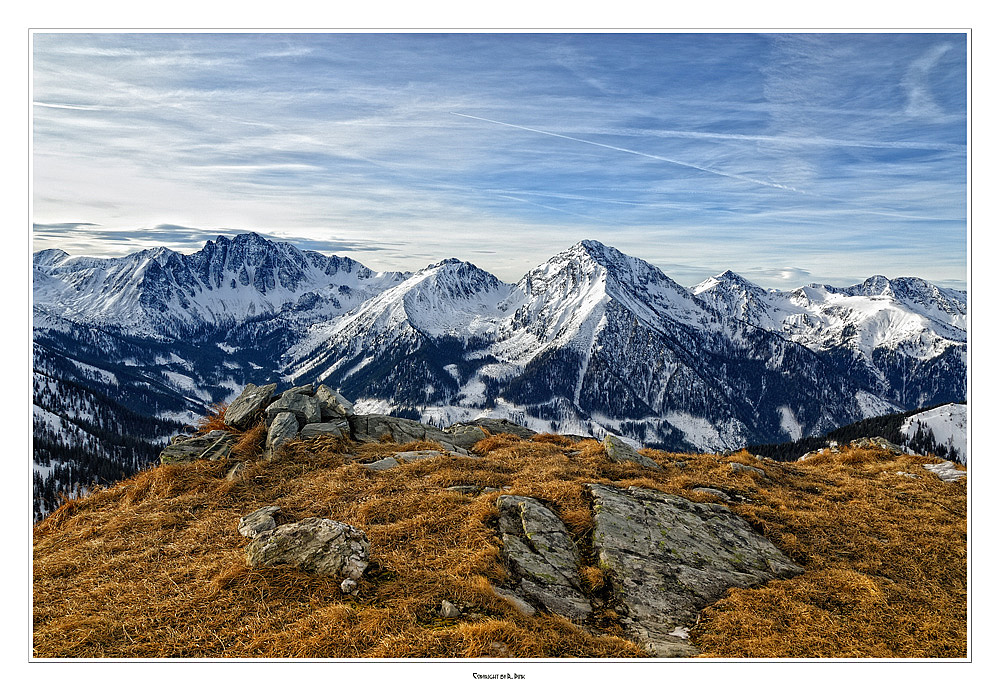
[32,234,966,516]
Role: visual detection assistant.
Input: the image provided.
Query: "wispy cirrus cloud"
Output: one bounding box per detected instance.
[32,32,967,288]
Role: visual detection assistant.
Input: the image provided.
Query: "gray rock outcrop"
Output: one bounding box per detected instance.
[159,430,236,465]
[495,495,592,623]
[315,384,355,417]
[245,517,370,580]
[265,392,321,427]
[602,435,661,470]
[349,414,469,453]
[265,411,300,459]
[588,483,803,657]
[223,383,278,430]
[300,420,351,439]
[238,506,281,537]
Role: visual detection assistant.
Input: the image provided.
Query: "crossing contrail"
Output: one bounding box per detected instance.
[451,111,956,222]
[451,111,804,193]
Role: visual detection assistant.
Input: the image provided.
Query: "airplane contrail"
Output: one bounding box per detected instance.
[451,111,958,222]
[451,111,804,193]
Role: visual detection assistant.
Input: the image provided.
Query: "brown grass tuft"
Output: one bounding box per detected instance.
[229,422,267,461]
[194,403,231,433]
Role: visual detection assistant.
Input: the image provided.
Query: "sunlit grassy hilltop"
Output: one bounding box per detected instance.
[32,411,966,658]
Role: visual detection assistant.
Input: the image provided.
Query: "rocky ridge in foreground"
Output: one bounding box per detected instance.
[34,377,967,658]
[158,381,955,657]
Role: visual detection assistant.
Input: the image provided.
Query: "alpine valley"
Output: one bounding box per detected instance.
[32,233,967,518]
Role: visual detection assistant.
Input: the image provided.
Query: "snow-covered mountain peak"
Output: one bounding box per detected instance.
[32,232,404,337]
[32,248,71,268]
[692,269,763,296]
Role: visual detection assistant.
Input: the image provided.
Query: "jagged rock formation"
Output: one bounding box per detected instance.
[158,384,539,466]
[224,383,277,429]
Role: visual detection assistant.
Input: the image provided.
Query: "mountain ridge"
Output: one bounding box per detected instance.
[32,233,967,516]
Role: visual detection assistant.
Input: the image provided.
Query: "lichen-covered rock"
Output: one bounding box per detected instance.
[159,430,236,465]
[265,392,321,427]
[602,435,661,470]
[496,495,591,623]
[246,517,369,579]
[266,411,299,459]
[588,484,803,657]
[223,383,278,430]
[238,506,280,538]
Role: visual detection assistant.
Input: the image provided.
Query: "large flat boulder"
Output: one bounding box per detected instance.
[588,484,803,657]
[223,383,278,430]
[300,420,350,439]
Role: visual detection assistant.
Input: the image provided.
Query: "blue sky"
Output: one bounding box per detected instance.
[31,32,968,289]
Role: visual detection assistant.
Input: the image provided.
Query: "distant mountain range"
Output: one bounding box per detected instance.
[32,233,967,517]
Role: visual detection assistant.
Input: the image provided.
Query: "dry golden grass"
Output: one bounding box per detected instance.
[194,403,231,433]
[32,433,966,659]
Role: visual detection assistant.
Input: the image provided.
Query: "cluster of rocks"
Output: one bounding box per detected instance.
[160,382,541,466]
[223,382,355,459]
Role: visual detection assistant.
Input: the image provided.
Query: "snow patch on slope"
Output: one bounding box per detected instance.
[901,403,967,464]
[778,406,803,441]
